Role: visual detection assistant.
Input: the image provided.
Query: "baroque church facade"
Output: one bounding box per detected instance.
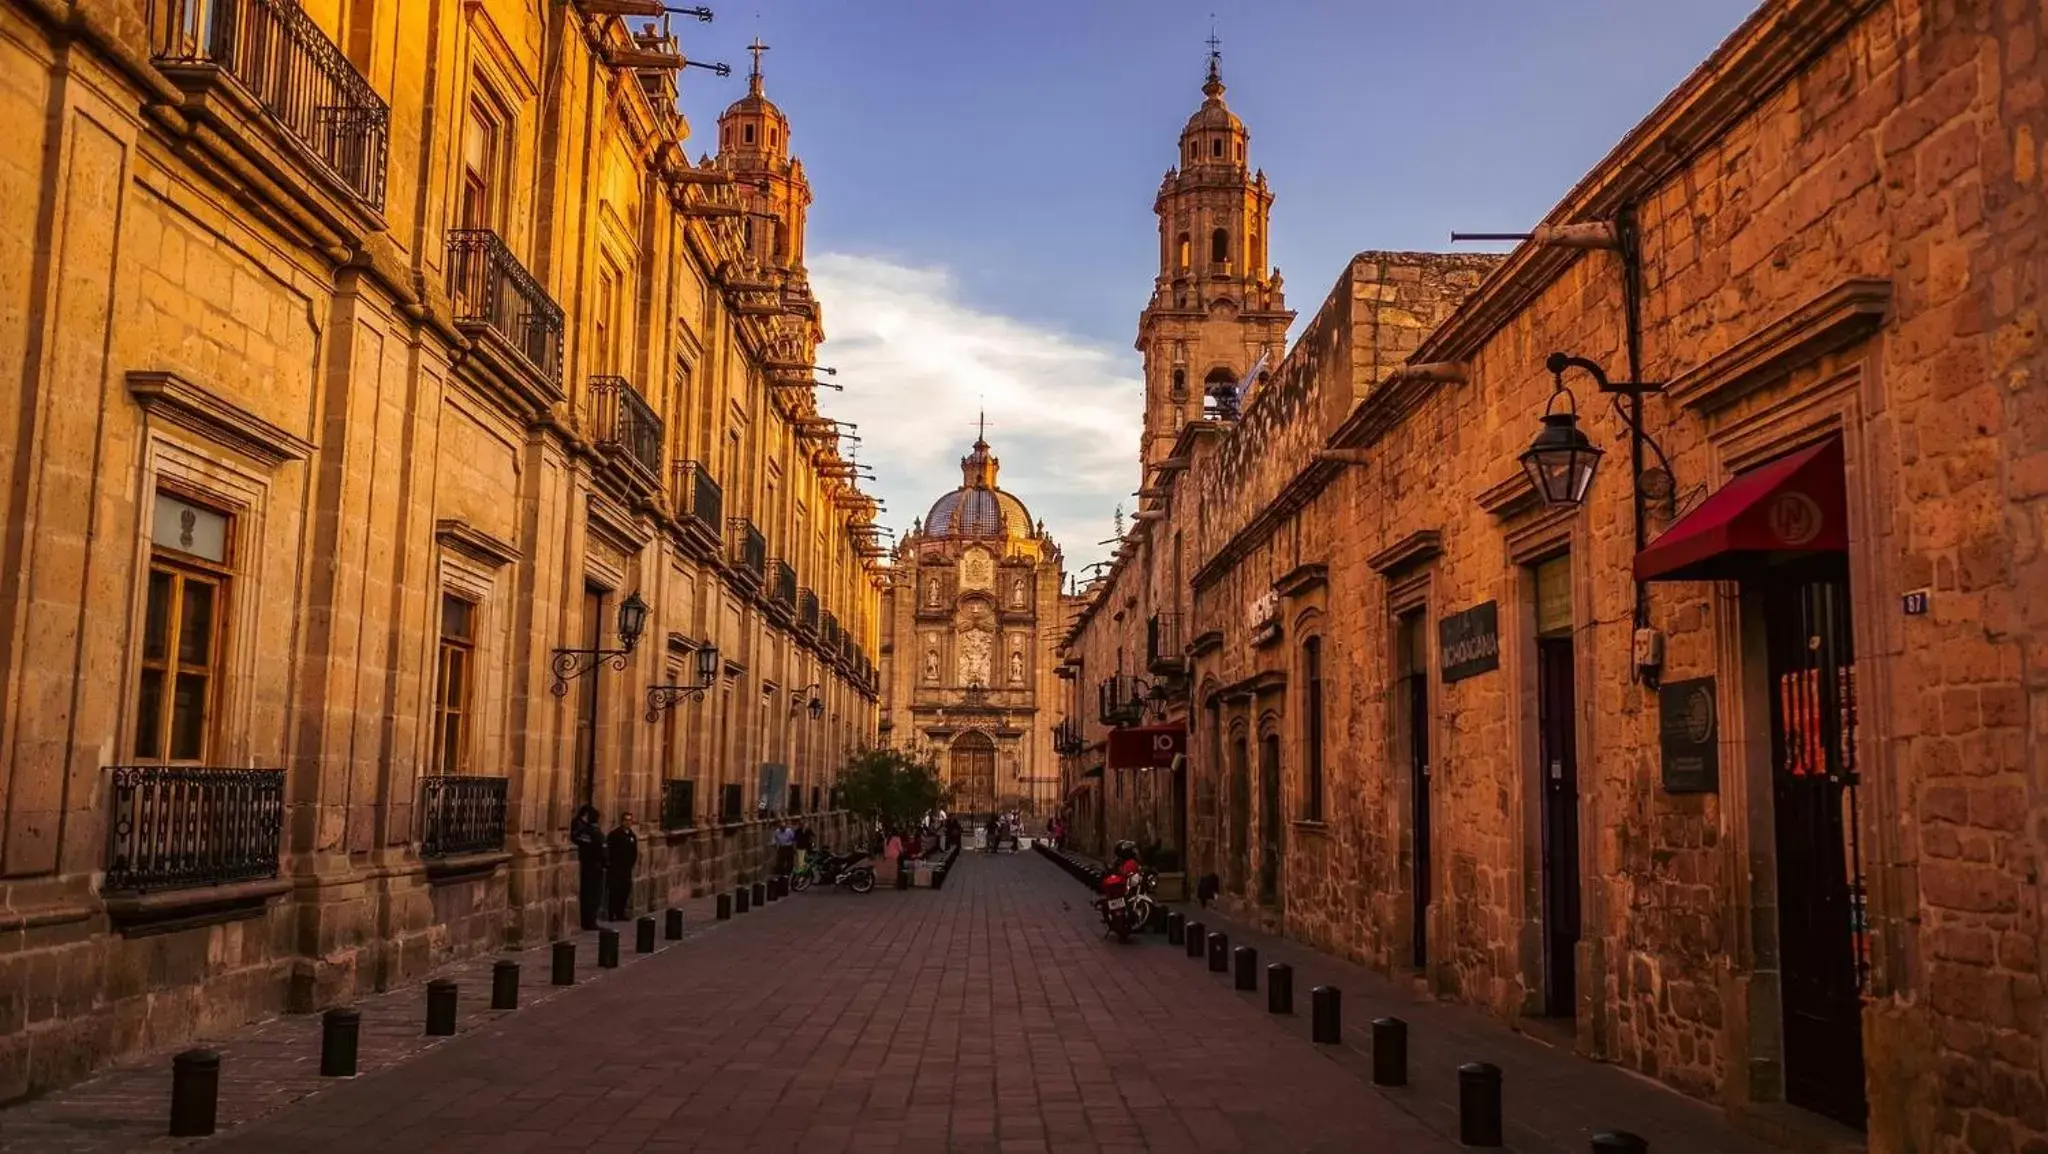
[880,435,1065,818]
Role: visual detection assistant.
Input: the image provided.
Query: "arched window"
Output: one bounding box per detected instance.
[1170,368,1187,401]
[1302,637,1325,821]
[1211,229,1229,264]
[1176,233,1191,271]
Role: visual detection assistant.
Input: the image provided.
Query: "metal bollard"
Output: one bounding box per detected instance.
[1267,963,1294,1014]
[635,916,656,954]
[597,927,620,969]
[1207,931,1230,973]
[491,960,520,1010]
[717,893,732,920]
[1458,1061,1503,1147]
[735,886,750,913]
[424,978,458,1036]
[767,877,781,901]
[752,881,767,906]
[1166,911,1186,945]
[1590,1134,1648,1154]
[319,1008,359,1077]
[1371,1017,1408,1086]
[665,907,685,940]
[1233,946,1260,991]
[168,1049,220,1137]
[1185,921,1206,958]
[1311,986,1342,1044]
[552,940,575,985]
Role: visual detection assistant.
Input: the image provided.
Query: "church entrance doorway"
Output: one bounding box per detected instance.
[949,732,997,818]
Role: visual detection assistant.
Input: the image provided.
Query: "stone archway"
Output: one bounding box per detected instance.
[948,731,997,818]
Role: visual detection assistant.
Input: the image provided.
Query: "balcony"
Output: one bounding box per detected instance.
[1052,719,1086,758]
[1097,674,1150,728]
[661,779,696,831]
[797,588,820,638]
[104,765,285,893]
[671,461,722,555]
[446,229,565,392]
[726,519,766,588]
[768,560,798,619]
[589,376,663,483]
[1147,613,1186,676]
[820,612,839,654]
[419,775,508,858]
[148,0,390,208]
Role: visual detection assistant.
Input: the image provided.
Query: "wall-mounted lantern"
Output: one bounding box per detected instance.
[551,592,648,696]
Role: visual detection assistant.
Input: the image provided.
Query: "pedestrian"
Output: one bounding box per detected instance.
[794,819,814,876]
[605,812,639,921]
[571,805,605,930]
[773,819,797,877]
[944,813,962,852]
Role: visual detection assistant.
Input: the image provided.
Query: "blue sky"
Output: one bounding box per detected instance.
[672,1,1762,574]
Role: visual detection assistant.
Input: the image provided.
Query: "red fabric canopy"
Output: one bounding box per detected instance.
[1635,438,1847,582]
[1106,723,1185,770]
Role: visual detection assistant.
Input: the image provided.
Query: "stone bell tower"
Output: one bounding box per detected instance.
[715,39,820,342]
[1134,39,1293,471]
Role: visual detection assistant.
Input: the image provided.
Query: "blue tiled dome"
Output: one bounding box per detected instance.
[922,438,1033,539]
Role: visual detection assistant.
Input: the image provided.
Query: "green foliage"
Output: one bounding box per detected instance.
[834,747,947,831]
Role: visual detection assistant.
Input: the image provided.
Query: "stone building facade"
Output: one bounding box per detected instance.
[881,435,1065,819]
[1062,4,2048,1151]
[0,0,882,1099]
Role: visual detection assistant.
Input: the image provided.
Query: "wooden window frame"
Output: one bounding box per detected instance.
[1302,636,1325,822]
[135,492,235,764]
[434,593,478,774]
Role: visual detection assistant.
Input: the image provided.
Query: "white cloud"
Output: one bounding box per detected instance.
[808,252,1140,577]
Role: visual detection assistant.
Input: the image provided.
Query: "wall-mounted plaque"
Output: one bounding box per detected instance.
[1438,601,1500,683]
[1658,677,1719,794]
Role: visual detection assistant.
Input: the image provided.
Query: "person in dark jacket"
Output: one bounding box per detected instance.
[570,805,605,930]
[605,812,640,921]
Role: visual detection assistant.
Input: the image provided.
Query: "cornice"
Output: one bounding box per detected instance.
[435,519,521,568]
[1367,530,1443,575]
[1666,278,1891,412]
[126,371,315,468]
[1274,563,1327,598]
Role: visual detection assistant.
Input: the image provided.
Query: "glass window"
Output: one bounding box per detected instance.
[136,494,232,762]
[434,594,477,774]
[1303,637,1325,821]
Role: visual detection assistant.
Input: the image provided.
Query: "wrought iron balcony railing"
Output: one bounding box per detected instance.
[148,0,390,208]
[1052,719,1086,757]
[419,775,508,858]
[105,765,286,893]
[672,460,722,536]
[1147,613,1185,674]
[820,612,839,652]
[589,376,663,479]
[797,588,820,636]
[726,519,766,586]
[769,560,797,609]
[446,229,565,390]
[661,779,695,831]
[1097,674,1150,728]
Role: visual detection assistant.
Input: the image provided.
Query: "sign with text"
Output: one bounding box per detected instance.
[1107,724,1186,770]
[1438,601,1501,683]
[1658,678,1719,793]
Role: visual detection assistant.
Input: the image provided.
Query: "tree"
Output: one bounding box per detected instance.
[835,747,947,833]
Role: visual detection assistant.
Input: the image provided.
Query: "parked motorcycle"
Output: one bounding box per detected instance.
[794,849,875,893]
[1096,868,1144,941]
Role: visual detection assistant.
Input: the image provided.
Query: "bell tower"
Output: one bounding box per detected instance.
[715,39,820,336]
[1134,38,1293,472]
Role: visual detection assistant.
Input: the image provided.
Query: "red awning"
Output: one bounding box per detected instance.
[1634,438,1847,582]
[1106,723,1186,770]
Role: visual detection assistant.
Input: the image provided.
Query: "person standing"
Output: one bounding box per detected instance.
[793,820,814,877]
[773,819,797,877]
[605,812,639,922]
[571,806,606,931]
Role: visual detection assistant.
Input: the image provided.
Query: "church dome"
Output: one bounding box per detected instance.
[922,436,1033,538]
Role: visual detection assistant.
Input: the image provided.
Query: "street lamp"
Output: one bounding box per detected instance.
[1521,352,1674,512]
[551,592,648,695]
[644,641,720,719]
[790,682,824,720]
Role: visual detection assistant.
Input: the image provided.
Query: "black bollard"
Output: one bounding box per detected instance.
[1311,986,1342,1044]
[1591,1134,1648,1154]
[168,1049,220,1137]
[425,978,458,1036]
[1371,1017,1408,1086]
[635,916,656,954]
[752,881,766,906]
[597,927,620,969]
[552,940,575,985]
[484,957,519,1007]
[735,886,750,913]
[1267,963,1294,1014]
[1233,946,1260,991]
[1166,911,1186,945]
[665,907,685,940]
[717,893,732,920]
[767,877,782,901]
[1185,921,1206,958]
[319,1008,359,1077]
[1207,931,1230,973]
[895,863,909,889]
[1458,1061,1503,1147]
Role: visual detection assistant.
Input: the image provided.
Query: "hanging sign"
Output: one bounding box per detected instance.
[1658,678,1719,793]
[1438,601,1500,683]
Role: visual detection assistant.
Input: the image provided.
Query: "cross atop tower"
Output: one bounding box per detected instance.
[747,37,769,92]
[1205,19,1221,84]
